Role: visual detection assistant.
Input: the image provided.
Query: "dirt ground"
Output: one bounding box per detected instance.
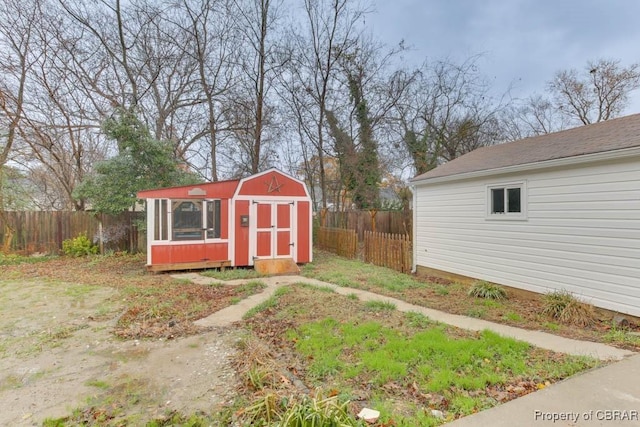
[0,279,240,426]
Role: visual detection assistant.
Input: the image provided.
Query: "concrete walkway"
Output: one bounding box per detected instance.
[175,273,638,426]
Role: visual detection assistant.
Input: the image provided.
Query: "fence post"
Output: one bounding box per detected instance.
[98,220,104,255]
[369,209,377,233]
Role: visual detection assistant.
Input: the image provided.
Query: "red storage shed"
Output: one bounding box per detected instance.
[137,168,313,272]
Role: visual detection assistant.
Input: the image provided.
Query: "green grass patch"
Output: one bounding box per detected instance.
[288,318,597,401]
[63,283,100,299]
[465,307,487,318]
[235,280,267,294]
[404,311,434,329]
[302,250,423,292]
[503,312,523,322]
[603,326,640,347]
[243,287,291,319]
[299,283,336,293]
[435,285,449,296]
[0,253,56,266]
[237,284,602,425]
[364,300,396,312]
[86,379,110,389]
[543,322,561,331]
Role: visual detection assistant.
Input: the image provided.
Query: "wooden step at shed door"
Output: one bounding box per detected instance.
[254,258,300,275]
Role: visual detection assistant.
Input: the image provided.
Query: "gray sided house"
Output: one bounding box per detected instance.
[411,114,640,317]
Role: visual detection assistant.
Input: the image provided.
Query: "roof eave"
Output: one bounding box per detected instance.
[411,146,640,186]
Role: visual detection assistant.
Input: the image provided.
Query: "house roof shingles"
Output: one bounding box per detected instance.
[411,113,640,182]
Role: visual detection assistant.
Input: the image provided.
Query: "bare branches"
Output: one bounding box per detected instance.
[390,56,506,175]
[548,58,640,125]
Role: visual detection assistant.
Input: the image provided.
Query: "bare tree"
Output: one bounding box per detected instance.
[391,57,506,175]
[172,0,237,181]
[228,0,283,175]
[10,1,114,210]
[500,94,572,140]
[548,58,640,125]
[0,0,41,180]
[58,0,158,110]
[317,35,411,209]
[0,0,43,250]
[278,0,366,208]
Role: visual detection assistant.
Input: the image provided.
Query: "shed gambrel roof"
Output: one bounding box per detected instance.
[411,113,640,183]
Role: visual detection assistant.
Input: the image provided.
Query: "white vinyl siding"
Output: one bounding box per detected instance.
[414,156,640,316]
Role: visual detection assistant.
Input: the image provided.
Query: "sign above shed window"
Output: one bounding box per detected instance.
[188,187,207,196]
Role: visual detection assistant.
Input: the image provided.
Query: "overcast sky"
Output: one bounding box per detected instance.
[368,0,640,112]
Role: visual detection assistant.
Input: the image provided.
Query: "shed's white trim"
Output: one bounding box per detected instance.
[232,168,311,199]
[234,195,310,202]
[146,200,152,265]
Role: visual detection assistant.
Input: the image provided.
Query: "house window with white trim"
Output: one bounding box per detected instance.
[487,182,526,219]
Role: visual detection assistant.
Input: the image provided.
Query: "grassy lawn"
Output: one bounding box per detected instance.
[2,250,635,426]
[302,250,640,351]
[233,284,599,426]
[201,266,265,281]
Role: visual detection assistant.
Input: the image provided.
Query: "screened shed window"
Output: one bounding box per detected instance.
[206,200,221,239]
[488,183,525,218]
[160,199,222,241]
[173,200,203,240]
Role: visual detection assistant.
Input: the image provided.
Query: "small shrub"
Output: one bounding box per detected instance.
[467,281,507,300]
[246,366,270,390]
[62,233,98,257]
[542,290,596,326]
[241,393,280,424]
[279,392,363,427]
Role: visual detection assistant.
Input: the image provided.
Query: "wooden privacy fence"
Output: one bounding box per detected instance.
[0,211,145,254]
[316,227,357,259]
[321,210,412,240]
[316,225,412,273]
[363,230,412,273]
